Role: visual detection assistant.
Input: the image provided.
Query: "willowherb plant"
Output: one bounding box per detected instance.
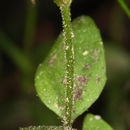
[20,0,114,129]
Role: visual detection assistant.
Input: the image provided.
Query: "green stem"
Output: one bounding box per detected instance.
[53,0,74,128]
[60,5,74,127]
[117,0,130,19]
[24,0,37,52]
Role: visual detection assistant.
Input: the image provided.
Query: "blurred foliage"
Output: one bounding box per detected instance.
[117,0,130,19]
[0,0,130,130]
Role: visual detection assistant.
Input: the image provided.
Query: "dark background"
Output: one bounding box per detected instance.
[0,0,130,130]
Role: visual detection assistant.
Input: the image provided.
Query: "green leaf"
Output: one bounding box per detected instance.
[82,113,113,130]
[20,126,76,130]
[35,16,106,121]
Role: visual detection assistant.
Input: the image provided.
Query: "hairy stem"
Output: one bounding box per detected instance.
[60,5,74,127]
[53,0,74,128]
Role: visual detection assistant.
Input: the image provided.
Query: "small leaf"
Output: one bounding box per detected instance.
[35,16,106,121]
[82,113,113,130]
